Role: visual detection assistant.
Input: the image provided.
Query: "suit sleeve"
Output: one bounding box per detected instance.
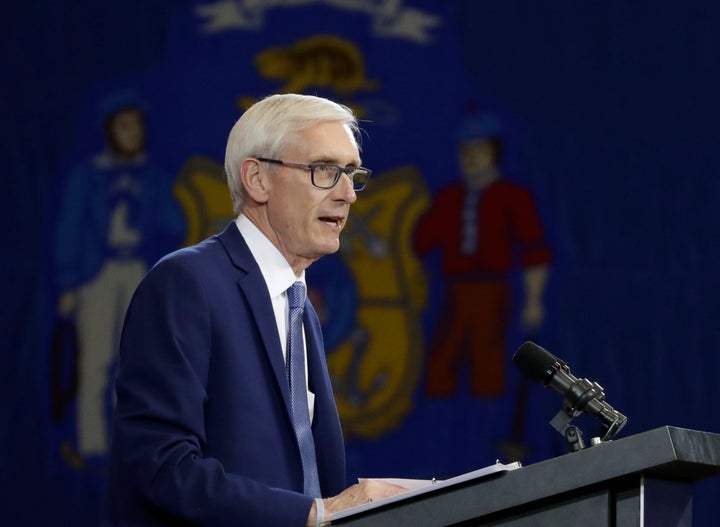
[106,256,314,527]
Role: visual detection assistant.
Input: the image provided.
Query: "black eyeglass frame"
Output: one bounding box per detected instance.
[256,157,371,191]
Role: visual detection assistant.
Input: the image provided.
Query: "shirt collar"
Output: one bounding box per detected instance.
[235,214,304,298]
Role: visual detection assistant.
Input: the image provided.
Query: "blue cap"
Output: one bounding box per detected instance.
[97,89,145,121]
[456,113,502,142]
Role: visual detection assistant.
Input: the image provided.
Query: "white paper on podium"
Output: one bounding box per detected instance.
[329,461,522,522]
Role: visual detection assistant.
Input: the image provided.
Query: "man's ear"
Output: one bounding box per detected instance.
[240,158,270,203]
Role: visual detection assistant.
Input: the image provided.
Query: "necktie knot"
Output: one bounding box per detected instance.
[287,281,306,311]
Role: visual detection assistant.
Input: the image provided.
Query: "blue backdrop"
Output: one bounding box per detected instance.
[3,0,720,524]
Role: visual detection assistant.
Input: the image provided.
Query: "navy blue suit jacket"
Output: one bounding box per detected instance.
[104,223,346,526]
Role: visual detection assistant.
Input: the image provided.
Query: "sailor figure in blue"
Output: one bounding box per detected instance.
[53,91,185,464]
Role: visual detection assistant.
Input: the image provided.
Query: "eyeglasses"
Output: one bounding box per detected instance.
[257,158,371,191]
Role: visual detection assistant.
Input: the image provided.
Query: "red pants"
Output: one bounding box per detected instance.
[425,280,512,397]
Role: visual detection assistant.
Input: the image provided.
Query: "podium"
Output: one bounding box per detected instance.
[329,426,720,526]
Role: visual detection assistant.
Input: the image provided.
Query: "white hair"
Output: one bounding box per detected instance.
[224,93,360,214]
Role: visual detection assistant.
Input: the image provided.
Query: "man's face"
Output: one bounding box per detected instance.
[459,138,496,177]
[107,108,145,157]
[264,120,360,269]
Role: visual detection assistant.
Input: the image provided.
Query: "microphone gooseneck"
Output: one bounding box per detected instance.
[512,341,627,443]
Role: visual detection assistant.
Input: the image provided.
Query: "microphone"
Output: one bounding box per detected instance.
[512,341,627,442]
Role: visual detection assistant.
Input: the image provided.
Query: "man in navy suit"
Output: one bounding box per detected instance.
[104,94,405,526]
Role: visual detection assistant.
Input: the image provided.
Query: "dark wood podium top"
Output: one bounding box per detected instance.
[329,426,720,526]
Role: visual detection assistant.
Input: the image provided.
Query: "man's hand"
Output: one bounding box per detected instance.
[57,290,78,317]
[307,480,408,526]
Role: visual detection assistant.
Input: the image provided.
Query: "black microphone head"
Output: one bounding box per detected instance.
[512,341,566,384]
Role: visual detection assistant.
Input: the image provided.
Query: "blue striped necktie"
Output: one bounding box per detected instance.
[286,281,321,497]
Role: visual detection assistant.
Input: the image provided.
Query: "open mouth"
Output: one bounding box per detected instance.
[319,216,343,228]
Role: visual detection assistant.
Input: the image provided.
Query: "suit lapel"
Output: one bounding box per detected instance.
[303,303,327,397]
[216,223,292,410]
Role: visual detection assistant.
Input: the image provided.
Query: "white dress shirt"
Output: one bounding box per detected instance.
[235,215,315,419]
